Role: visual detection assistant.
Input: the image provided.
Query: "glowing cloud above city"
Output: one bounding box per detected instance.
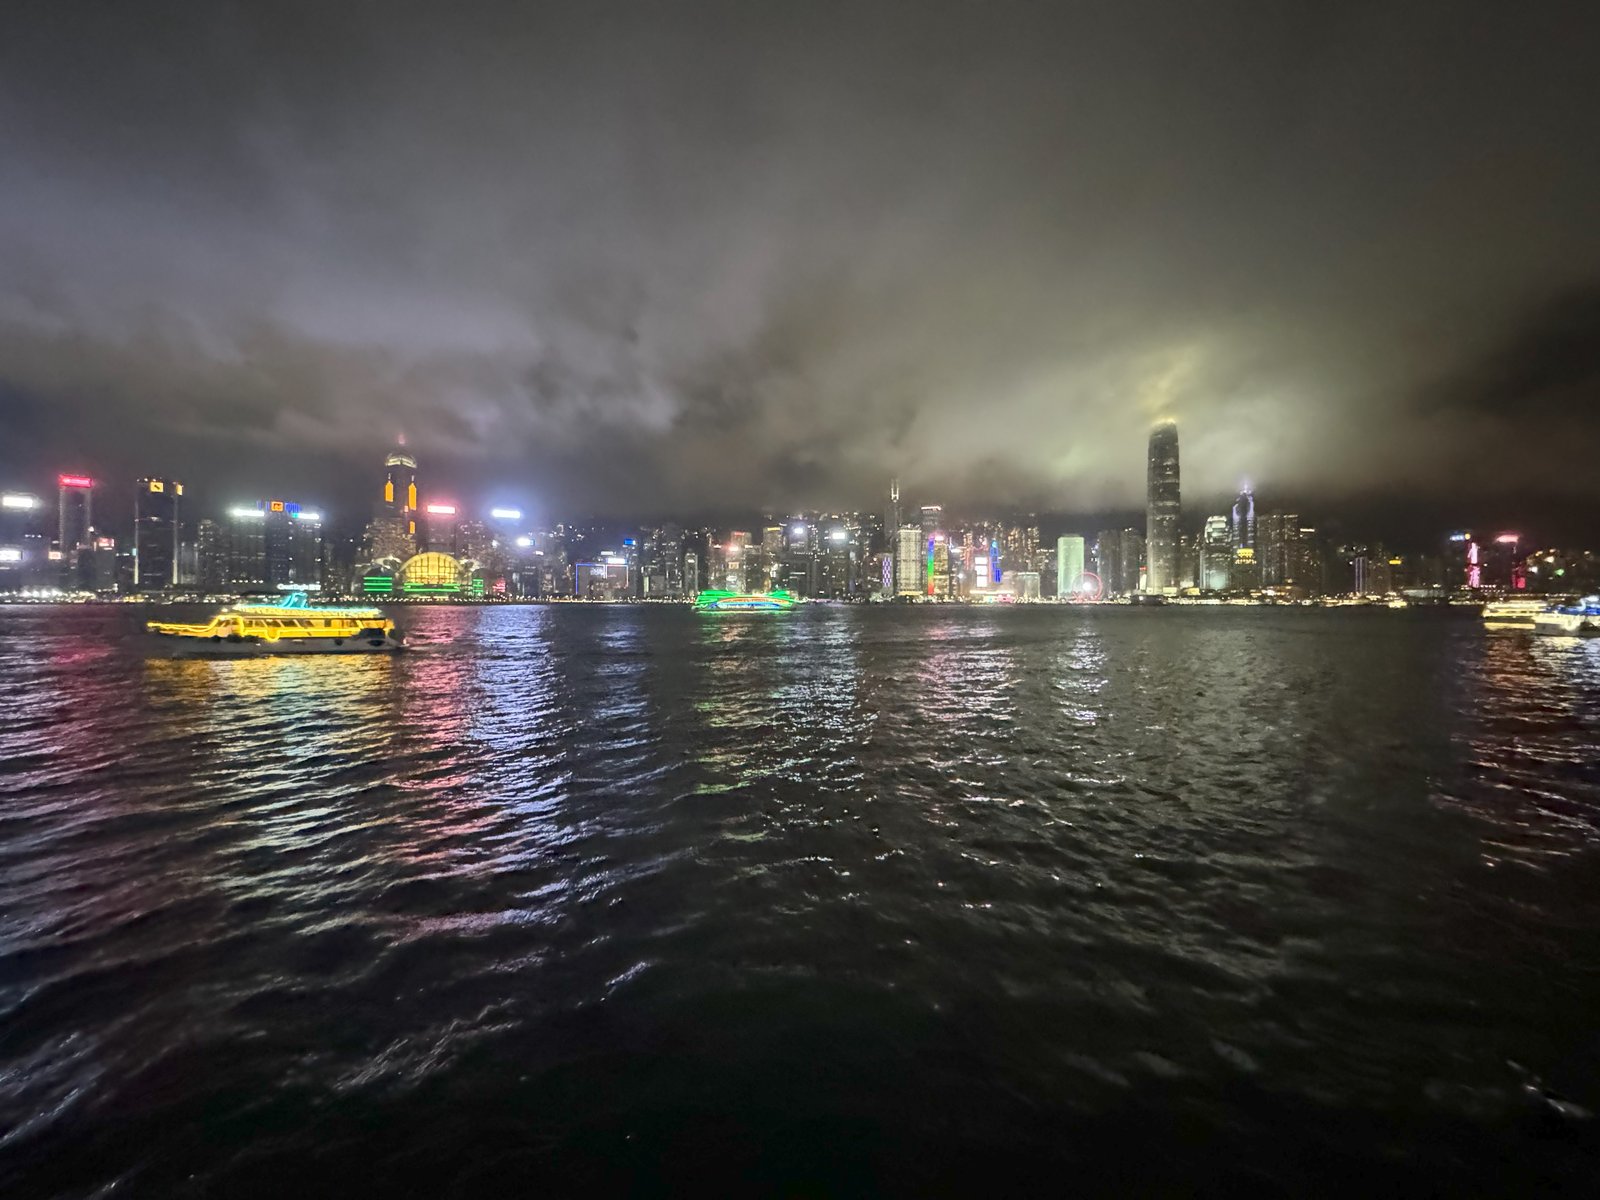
[0,2,1598,537]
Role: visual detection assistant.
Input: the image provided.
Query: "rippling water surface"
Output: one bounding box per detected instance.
[3,604,1600,1195]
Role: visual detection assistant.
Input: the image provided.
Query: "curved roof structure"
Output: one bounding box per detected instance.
[398,551,465,592]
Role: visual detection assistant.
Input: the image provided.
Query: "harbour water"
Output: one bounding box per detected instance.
[2,604,1599,1194]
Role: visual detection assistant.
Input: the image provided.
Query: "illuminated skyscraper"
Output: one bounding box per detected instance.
[0,491,46,587]
[1294,526,1323,594]
[57,474,94,569]
[818,523,854,597]
[1231,485,1256,552]
[197,519,226,591]
[894,526,924,595]
[635,523,685,597]
[134,477,183,590]
[886,479,901,591]
[777,517,819,595]
[1003,518,1041,576]
[760,524,784,590]
[1201,515,1232,591]
[222,501,324,593]
[225,506,268,589]
[724,530,752,590]
[1145,421,1180,591]
[1116,528,1145,595]
[384,445,418,537]
[419,503,460,555]
[928,532,951,597]
[1056,535,1085,598]
[365,445,418,564]
[1258,512,1313,588]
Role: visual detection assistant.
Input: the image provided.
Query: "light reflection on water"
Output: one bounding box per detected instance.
[1,603,1599,1194]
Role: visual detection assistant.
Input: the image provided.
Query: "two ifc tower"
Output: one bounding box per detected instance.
[1146,420,1181,593]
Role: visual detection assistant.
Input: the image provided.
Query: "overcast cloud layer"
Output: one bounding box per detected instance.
[2,1,1599,530]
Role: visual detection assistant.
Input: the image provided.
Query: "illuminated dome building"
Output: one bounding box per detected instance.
[398,551,469,595]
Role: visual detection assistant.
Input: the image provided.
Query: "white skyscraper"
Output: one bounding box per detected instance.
[1056,535,1085,599]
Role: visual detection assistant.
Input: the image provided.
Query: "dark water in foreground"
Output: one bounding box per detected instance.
[3,604,1600,1196]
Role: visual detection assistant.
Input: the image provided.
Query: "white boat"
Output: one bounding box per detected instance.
[147,592,404,655]
[1481,598,1552,627]
[1530,597,1600,638]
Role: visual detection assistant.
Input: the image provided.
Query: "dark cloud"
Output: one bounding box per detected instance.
[1,1,1598,536]
[1429,285,1600,419]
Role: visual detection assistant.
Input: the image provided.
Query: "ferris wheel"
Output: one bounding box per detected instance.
[1070,571,1104,602]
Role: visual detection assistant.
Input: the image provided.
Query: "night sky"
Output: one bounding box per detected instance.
[2,2,1598,541]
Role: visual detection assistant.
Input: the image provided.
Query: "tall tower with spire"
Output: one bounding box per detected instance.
[886,478,902,593]
[1231,484,1255,552]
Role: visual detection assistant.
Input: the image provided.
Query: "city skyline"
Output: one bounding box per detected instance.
[3,433,1588,602]
[0,421,1580,555]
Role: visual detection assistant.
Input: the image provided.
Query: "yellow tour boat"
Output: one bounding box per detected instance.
[147,592,404,655]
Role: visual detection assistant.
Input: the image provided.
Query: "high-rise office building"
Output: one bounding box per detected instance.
[1145,421,1180,592]
[286,507,325,589]
[1003,519,1041,577]
[1180,530,1201,591]
[1200,515,1233,591]
[1294,526,1323,594]
[818,523,854,597]
[1343,543,1390,596]
[1093,527,1145,596]
[198,519,226,591]
[226,506,268,590]
[1258,512,1321,590]
[222,501,325,592]
[776,517,818,595]
[886,479,901,594]
[0,491,47,588]
[759,525,783,591]
[1056,535,1085,599]
[1231,547,1261,591]
[384,445,418,537]
[57,474,94,573]
[894,526,924,595]
[1092,530,1118,596]
[419,504,460,556]
[133,477,183,590]
[722,530,752,590]
[1038,544,1058,598]
[459,519,496,571]
[363,445,418,566]
[1483,533,1523,591]
[927,532,951,597]
[638,523,685,597]
[1231,486,1256,552]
